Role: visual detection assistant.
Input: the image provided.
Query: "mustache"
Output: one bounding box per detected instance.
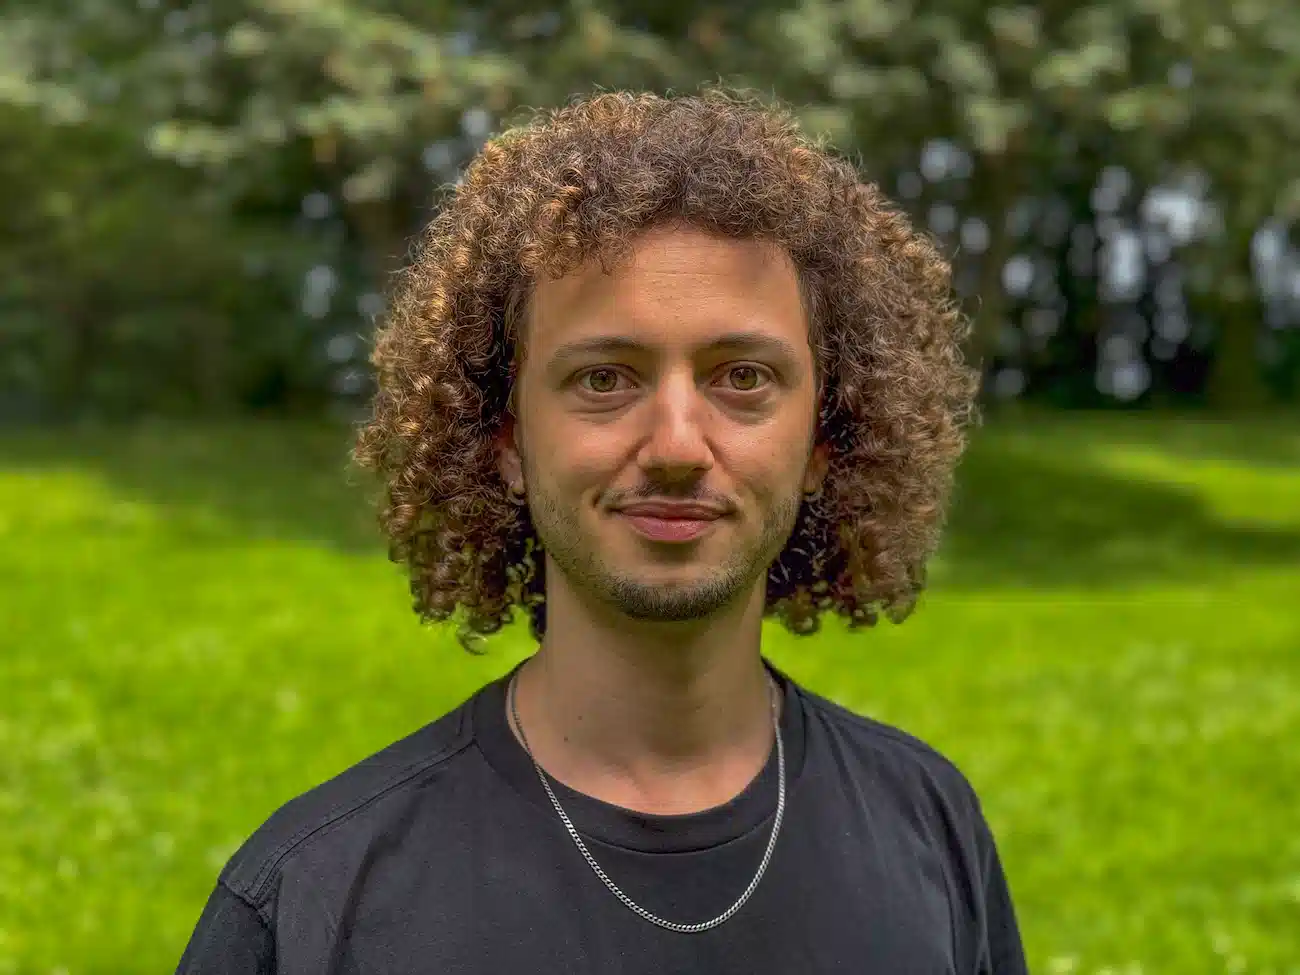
[605,486,737,512]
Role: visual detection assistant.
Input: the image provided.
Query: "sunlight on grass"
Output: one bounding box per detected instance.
[2,414,1298,975]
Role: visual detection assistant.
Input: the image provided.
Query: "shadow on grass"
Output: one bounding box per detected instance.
[977,406,1300,471]
[0,419,382,552]
[2,414,1298,591]
[940,425,1300,589]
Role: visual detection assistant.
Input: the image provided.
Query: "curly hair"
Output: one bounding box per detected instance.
[353,87,979,651]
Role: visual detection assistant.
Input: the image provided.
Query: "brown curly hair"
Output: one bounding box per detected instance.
[353,87,979,651]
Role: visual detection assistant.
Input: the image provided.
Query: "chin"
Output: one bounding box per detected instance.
[605,559,712,588]
[603,555,756,605]
[604,579,743,622]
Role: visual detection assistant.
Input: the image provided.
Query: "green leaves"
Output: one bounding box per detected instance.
[1,0,1297,414]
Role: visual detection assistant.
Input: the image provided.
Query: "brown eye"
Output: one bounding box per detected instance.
[728,366,764,391]
[582,368,622,393]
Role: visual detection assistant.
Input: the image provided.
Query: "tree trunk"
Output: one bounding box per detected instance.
[1207,306,1268,411]
[966,155,1023,387]
[1206,234,1269,412]
[347,196,417,290]
[53,285,102,418]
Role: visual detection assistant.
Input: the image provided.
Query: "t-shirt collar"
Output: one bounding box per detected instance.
[472,654,807,854]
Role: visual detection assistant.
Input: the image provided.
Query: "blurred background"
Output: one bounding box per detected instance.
[1,1,1298,973]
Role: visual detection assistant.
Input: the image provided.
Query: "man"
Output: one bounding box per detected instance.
[177,88,1027,973]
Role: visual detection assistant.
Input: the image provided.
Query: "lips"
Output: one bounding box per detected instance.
[615,503,725,544]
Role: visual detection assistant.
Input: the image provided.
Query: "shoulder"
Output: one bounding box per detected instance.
[794,680,1023,958]
[215,693,477,916]
[795,681,985,820]
[793,681,1006,910]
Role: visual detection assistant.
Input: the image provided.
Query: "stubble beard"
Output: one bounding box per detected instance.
[526,484,804,622]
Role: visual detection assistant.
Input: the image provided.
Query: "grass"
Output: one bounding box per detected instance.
[1,410,1298,975]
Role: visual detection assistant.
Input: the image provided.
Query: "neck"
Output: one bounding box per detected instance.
[508,562,779,813]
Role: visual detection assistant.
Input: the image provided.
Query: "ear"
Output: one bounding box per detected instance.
[802,441,829,496]
[495,414,523,493]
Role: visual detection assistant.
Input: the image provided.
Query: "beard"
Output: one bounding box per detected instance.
[526,482,803,622]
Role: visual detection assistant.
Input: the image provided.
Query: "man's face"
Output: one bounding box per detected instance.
[500,223,826,623]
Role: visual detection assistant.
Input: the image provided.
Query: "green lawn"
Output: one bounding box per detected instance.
[2,412,1298,975]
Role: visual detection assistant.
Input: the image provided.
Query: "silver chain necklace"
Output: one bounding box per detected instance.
[507,670,786,933]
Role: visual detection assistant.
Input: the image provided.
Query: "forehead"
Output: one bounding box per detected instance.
[522,225,810,357]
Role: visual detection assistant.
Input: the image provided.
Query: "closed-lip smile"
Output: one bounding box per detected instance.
[614,501,727,543]
[617,501,726,519]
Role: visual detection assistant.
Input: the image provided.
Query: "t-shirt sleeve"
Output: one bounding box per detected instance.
[974,812,1029,975]
[175,881,276,975]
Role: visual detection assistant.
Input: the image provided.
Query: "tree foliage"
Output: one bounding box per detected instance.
[2,0,1298,416]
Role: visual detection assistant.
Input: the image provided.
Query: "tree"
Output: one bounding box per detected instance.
[2,0,1297,414]
[753,0,1300,405]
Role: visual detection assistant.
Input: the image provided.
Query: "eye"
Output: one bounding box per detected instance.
[721,364,771,392]
[577,367,629,394]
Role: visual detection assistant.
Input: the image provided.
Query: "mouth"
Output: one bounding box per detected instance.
[619,513,718,543]
[613,503,728,544]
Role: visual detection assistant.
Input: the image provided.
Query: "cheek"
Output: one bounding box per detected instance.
[525,423,624,492]
[715,427,815,494]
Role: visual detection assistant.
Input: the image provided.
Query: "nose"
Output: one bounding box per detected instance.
[636,371,714,483]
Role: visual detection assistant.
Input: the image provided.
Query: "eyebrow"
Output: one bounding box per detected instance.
[546,331,804,369]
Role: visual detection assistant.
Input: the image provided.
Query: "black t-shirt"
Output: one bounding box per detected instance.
[176,658,1029,974]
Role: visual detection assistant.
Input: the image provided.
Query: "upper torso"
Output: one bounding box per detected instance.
[177,659,1028,975]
